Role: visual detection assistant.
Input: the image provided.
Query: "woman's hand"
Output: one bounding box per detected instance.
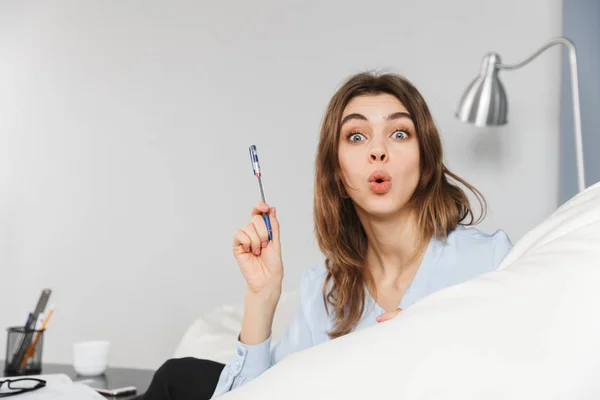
[233,202,282,297]
[376,308,403,323]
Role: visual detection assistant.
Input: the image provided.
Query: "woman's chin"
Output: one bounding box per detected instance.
[354,198,405,218]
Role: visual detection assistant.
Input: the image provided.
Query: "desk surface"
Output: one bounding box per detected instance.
[1,362,155,400]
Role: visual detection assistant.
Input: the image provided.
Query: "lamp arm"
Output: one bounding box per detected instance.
[497,37,571,71]
[499,37,585,193]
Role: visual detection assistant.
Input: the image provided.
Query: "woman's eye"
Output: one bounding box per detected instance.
[348,133,366,142]
[392,130,409,140]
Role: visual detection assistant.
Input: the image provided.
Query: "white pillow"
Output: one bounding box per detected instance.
[220,181,600,400]
[173,291,300,364]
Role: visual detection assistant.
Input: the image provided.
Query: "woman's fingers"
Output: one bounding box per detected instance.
[233,229,251,253]
[250,202,280,247]
[244,221,262,255]
[252,214,270,249]
[233,202,279,258]
[376,308,403,323]
[251,201,270,217]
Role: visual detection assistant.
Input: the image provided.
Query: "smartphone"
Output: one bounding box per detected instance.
[94,386,137,397]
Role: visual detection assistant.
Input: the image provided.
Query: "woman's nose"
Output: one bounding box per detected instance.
[370,149,387,162]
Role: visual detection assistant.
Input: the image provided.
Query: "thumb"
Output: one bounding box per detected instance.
[269,207,280,248]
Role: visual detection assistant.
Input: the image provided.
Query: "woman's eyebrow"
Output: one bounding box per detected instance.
[340,111,412,127]
[387,111,412,121]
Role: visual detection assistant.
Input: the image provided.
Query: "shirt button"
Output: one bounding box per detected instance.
[237,348,244,356]
[235,361,240,369]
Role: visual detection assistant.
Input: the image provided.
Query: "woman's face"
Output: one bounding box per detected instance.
[338,93,420,218]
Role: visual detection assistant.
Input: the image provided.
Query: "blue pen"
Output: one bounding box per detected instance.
[249,145,273,241]
[23,313,33,329]
[10,313,33,356]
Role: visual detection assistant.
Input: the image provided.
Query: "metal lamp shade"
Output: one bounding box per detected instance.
[455,52,507,127]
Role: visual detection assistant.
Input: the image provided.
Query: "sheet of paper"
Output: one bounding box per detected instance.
[0,373,105,400]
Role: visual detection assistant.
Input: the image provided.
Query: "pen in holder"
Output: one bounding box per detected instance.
[4,326,45,376]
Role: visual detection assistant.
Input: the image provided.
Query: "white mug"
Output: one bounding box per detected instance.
[73,340,110,376]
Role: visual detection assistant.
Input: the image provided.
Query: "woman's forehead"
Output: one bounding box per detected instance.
[342,94,409,120]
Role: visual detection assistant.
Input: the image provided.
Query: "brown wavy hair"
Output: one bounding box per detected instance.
[314,71,486,338]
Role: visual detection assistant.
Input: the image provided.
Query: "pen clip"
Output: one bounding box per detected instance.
[249,145,261,177]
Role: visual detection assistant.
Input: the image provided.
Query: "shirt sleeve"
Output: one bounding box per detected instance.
[211,269,316,398]
[492,230,513,269]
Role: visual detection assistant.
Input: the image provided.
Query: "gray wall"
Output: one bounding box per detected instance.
[560,0,600,204]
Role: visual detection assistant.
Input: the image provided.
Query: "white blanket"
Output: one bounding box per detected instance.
[221,181,600,400]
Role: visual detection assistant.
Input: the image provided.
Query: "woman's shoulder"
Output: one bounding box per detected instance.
[443,225,513,270]
[299,263,328,293]
[446,225,512,247]
[449,224,511,244]
[297,263,329,311]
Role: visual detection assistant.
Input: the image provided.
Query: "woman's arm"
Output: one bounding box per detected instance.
[240,288,281,345]
[211,268,318,398]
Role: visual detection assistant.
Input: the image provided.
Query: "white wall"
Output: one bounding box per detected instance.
[0,0,562,369]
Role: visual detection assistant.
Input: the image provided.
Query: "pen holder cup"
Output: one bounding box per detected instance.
[4,326,45,376]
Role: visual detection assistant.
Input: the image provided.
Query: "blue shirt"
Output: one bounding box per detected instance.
[212,225,512,397]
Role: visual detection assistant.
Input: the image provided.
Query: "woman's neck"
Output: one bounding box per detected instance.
[357,206,428,283]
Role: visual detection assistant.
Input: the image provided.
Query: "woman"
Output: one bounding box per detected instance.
[143,71,512,400]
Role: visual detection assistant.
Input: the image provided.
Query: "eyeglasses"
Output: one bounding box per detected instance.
[0,378,46,397]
